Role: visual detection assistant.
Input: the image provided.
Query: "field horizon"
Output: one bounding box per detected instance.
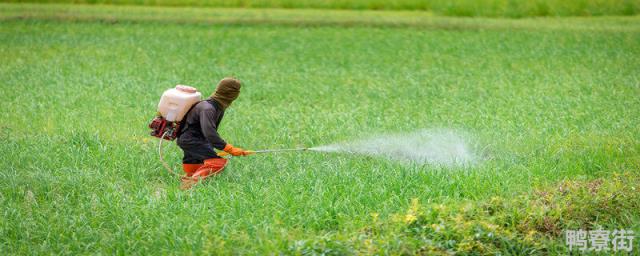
[3,0,640,17]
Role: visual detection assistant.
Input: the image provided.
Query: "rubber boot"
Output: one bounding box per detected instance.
[192,158,228,181]
[181,163,203,185]
[182,164,203,177]
[180,158,228,190]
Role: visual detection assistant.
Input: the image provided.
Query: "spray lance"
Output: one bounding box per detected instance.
[216,148,310,157]
[157,135,311,175]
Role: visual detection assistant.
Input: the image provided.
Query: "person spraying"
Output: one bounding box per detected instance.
[150,78,308,188]
[176,78,251,183]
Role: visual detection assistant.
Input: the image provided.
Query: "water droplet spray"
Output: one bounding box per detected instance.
[309,129,477,167]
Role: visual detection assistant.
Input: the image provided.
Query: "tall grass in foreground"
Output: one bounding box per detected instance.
[4,0,640,17]
[289,173,640,254]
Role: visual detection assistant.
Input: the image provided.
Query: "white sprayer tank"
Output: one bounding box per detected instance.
[157,85,202,122]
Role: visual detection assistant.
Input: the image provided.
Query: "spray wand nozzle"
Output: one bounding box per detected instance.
[217,148,311,157]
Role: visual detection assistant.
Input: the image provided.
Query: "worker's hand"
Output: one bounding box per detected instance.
[223,144,250,156]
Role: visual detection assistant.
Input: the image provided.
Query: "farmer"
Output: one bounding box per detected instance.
[177,77,250,182]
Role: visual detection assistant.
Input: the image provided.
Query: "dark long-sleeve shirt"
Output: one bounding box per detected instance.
[177,99,227,150]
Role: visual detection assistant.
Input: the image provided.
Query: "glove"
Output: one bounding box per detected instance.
[223,144,250,156]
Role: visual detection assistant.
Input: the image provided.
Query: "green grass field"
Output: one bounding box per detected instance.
[1,3,639,254]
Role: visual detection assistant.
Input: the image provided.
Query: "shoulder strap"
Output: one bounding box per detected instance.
[176,100,203,137]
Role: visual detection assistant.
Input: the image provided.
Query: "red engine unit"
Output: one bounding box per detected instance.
[149,116,180,141]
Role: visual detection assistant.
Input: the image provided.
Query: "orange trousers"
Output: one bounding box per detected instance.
[182,158,228,180]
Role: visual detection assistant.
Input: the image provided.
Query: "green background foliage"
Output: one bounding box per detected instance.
[2,0,640,17]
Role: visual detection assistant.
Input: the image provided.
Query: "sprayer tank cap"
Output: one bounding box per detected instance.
[176,85,197,93]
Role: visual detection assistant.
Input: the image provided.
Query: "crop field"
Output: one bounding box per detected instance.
[1,3,639,255]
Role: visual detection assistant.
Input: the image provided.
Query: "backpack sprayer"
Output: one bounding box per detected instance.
[149,85,202,176]
[149,85,313,176]
[149,85,202,141]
